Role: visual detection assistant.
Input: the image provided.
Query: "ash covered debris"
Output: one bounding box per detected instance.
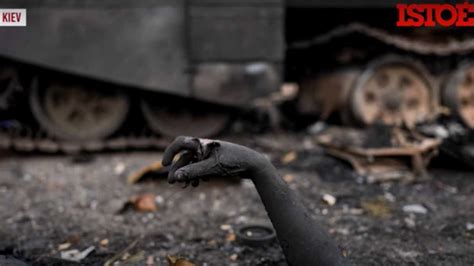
[312,125,440,182]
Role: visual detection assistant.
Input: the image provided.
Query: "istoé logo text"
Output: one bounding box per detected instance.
[397,2,474,27]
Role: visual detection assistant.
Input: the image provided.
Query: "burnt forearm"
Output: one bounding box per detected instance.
[249,161,349,266]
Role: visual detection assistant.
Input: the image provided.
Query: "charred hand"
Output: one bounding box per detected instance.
[162,136,270,187]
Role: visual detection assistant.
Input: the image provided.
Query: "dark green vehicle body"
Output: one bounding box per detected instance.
[0,0,284,106]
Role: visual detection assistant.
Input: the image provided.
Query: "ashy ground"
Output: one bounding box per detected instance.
[0,134,473,265]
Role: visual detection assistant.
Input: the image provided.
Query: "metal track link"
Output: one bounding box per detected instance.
[290,23,474,56]
[0,125,169,154]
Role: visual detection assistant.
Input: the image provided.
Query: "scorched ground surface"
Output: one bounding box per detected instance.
[0,134,473,265]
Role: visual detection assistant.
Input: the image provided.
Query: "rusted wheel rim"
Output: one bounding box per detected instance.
[30,81,129,141]
[443,63,474,129]
[351,60,431,128]
[141,98,229,138]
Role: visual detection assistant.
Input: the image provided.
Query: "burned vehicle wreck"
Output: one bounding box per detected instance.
[0,0,473,265]
[1,0,474,155]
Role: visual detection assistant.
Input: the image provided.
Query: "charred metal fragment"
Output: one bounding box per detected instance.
[315,126,441,182]
[235,224,276,247]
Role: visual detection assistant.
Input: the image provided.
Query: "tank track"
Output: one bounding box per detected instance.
[290,22,474,56]
[3,23,474,154]
[0,58,238,154]
[291,22,474,130]
[0,120,170,154]
[0,64,174,154]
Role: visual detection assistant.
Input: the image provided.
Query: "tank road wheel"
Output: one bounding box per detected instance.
[443,63,474,129]
[30,80,130,141]
[349,58,432,128]
[140,98,229,138]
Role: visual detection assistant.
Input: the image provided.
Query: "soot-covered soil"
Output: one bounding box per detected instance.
[0,134,473,265]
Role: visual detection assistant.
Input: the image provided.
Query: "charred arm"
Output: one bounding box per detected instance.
[162,136,349,266]
[247,155,348,266]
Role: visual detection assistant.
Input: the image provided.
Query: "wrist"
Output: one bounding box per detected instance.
[247,152,276,180]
